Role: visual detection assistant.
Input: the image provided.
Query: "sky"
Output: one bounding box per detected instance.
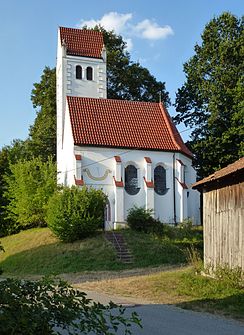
[0,0,243,149]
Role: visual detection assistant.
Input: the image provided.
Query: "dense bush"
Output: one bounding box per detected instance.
[163,221,203,241]
[4,157,56,234]
[0,276,141,335]
[47,186,107,242]
[127,206,163,235]
[211,265,244,289]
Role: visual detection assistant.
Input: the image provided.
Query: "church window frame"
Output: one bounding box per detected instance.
[86,66,93,81]
[124,164,140,195]
[154,164,168,196]
[76,65,82,80]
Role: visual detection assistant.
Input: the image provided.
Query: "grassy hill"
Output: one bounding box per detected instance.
[0,227,200,276]
[0,228,123,276]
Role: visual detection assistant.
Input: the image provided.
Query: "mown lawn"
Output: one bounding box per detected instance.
[0,226,202,276]
[0,228,124,276]
[123,229,200,267]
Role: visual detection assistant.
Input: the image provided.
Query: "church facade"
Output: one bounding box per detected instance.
[57,27,200,229]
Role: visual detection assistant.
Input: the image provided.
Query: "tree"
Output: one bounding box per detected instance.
[0,277,141,334]
[29,67,56,161]
[174,12,244,178]
[29,28,170,161]
[0,140,31,236]
[4,157,56,232]
[96,26,170,104]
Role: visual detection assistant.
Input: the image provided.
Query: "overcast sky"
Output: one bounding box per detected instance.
[0,0,243,149]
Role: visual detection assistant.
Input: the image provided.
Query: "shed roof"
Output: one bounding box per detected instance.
[192,157,244,189]
[67,96,192,157]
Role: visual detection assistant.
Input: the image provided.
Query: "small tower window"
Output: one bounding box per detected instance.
[86,67,93,80]
[76,65,82,79]
[154,165,168,195]
[125,165,140,195]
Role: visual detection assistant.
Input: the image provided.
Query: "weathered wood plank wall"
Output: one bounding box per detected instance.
[203,182,244,270]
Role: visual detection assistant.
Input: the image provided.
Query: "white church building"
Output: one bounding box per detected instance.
[56,27,200,229]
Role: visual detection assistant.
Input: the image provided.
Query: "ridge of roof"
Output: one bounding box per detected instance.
[59,26,104,59]
[67,96,192,158]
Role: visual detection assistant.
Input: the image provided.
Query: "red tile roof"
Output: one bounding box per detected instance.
[114,156,122,162]
[59,27,104,58]
[75,154,82,160]
[143,177,154,188]
[144,157,152,163]
[113,176,124,187]
[74,176,84,186]
[192,157,244,189]
[176,178,188,189]
[67,96,192,157]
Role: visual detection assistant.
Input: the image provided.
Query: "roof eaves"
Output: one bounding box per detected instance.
[159,103,192,158]
[192,157,244,189]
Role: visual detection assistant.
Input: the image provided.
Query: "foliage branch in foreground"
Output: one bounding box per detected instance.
[0,277,141,335]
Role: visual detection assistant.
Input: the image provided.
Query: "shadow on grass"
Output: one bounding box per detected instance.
[0,236,128,276]
[176,292,244,321]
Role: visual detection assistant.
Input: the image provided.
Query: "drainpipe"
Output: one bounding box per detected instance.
[173,153,177,225]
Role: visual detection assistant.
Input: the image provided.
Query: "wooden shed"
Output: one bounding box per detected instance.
[192,157,244,271]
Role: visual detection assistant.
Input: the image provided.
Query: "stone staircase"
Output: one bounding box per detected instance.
[105,231,133,264]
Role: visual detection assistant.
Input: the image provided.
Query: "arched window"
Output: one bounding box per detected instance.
[76,65,82,79]
[86,66,93,80]
[104,200,111,222]
[154,165,168,195]
[125,165,140,195]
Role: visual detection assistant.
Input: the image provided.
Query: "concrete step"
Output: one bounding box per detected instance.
[104,231,133,264]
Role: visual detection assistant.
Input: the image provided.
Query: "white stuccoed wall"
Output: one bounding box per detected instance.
[56,29,106,184]
[59,144,200,227]
[65,56,106,99]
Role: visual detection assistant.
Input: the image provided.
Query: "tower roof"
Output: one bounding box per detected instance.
[59,27,104,58]
[67,96,192,157]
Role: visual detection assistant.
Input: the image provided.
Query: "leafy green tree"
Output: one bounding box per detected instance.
[96,26,170,104]
[0,276,142,334]
[29,67,56,161]
[4,157,56,232]
[0,140,31,236]
[174,12,244,178]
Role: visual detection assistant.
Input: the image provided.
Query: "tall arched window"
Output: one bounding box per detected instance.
[86,66,93,80]
[154,165,168,195]
[125,165,140,195]
[76,65,82,79]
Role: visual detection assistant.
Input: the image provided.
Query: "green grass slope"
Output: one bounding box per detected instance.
[0,226,202,276]
[0,228,123,276]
